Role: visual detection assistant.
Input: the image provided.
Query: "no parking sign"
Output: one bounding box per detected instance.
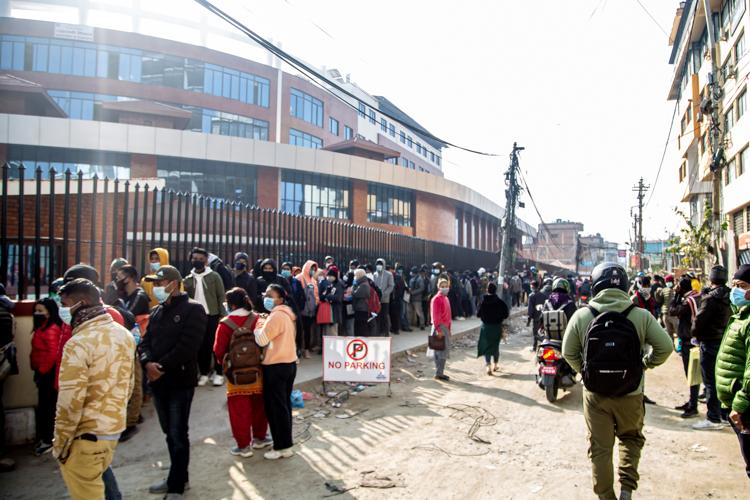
[322,337,392,383]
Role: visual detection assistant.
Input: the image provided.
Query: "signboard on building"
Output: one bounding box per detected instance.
[630,255,640,269]
[618,250,627,257]
[580,261,595,268]
[323,337,391,383]
[54,23,95,42]
[739,233,750,250]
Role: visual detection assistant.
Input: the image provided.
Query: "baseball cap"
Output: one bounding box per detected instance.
[143,265,182,282]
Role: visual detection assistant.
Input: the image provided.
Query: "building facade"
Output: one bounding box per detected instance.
[668,0,750,268]
[0,7,533,252]
[522,220,585,272]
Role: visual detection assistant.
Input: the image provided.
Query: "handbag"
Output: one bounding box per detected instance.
[316,300,334,324]
[428,325,446,351]
[403,292,411,303]
[687,346,702,387]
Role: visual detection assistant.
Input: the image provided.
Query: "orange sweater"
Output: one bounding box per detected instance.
[254,305,298,365]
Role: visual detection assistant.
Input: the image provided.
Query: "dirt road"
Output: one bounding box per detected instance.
[1,317,746,499]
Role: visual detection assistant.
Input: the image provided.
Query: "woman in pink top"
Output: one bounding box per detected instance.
[430,279,452,380]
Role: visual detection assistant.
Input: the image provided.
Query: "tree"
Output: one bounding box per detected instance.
[665,200,727,271]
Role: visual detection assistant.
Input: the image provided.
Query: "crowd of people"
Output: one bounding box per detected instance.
[4,250,750,500]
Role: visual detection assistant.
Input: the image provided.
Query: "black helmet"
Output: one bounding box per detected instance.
[591,262,628,295]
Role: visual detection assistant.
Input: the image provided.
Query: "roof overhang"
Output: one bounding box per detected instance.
[322,137,401,159]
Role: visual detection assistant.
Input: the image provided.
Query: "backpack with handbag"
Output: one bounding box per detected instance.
[221,314,263,386]
[541,302,568,341]
[301,283,318,317]
[581,304,643,397]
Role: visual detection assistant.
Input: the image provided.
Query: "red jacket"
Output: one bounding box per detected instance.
[214,313,258,365]
[30,321,62,374]
[55,307,124,390]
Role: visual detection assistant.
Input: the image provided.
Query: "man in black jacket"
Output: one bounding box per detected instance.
[669,277,702,418]
[691,265,733,431]
[233,252,258,310]
[255,258,294,313]
[0,284,15,459]
[390,263,405,335]
[139,266,206,499]
[526,281,546,351]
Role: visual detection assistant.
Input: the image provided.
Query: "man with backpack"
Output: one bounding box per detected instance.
[562,262,672,500]
[526,280,546,351]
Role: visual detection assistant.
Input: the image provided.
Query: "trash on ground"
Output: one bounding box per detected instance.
[301,392,314,400]
[531,485,544,493]
[407,357,416,363]
[484,465,496,470]
[689,444,708,452]
[314,413,327,418]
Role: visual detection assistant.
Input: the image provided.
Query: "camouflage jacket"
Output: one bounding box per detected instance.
[478,276,491,296]
[53,313,136,461]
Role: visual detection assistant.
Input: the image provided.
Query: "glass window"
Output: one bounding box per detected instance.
[158,156,257,205]
[416,143,421,154]
[380,118,387,132]
[407,136,412,148]
[402,158,408,167]
[368,109,376,125]
[409,161,415,169]
[726,108,735,132]
[727,158,737,185]
[280,170,349,218]
[736,33,745,64]
[739,90,747,121]
[358,102,365,118]
[418,166,424,172]
[389,124,395,137]
[430,152,435,162]
[345,126,353,140]
[289,128,323,149]
[290,88,323,127]
[7,146,130,180]
[436,156,440,166]
[367,183,413,227]
[735,208,745,234]
[741,148,748,176]
[329,117,339,135]
[400,131,405,143]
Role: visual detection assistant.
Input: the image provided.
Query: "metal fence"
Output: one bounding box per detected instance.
[1,163,500,299]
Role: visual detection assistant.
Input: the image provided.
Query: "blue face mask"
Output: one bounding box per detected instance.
[397,269,403,274]
[281,269,291,278]
[151,262,161,272]
[235,261,246,271]
[731,287,750,307]
[264,297,276,311]
[352,279,357,285]
[310,270,315,277]
[432,269,439,275]
[376,265,383,272]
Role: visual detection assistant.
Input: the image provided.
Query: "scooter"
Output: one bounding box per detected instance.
[579,295,590,307]
[535,334,577,403]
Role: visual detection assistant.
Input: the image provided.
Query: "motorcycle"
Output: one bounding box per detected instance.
[535,336,577,403]
[579,295,590,307]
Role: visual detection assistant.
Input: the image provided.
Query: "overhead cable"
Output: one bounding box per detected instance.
[194,0,500,157]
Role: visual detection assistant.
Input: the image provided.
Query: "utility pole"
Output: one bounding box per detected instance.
[498,142,523,279]
[632,178,649,271]
[702,0,726,266]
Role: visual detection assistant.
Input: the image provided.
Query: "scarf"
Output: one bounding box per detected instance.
[71,304,107,331]
[638,288,651,301]
[684,289,700,321]
[549,292,570,309]
[191,267,212,313]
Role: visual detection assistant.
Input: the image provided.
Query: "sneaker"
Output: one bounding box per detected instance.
[420,327,425,331]
[692,419,725,431]
[253,436,273,449]
[698,391,707,402]
[264,447,294,460]
[680,407,699,419]
[34,442,53,456]
[403,327,413,332]
[119,426,138,443]
[149,480,190,494]
[675,402,690,411]
[197,375,209,386]
[230,446,253,458]
[212,374,224,386]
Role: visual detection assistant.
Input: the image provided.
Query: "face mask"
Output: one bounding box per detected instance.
[666,282,673,288]
[110,272,118,283]
[281,269,291,278]
[375,265,383,272]
[352,279,357,285]
[192,261,205,271]
[731,287,750,307]
[116,279,127,291]
[310,270,315,277]
[350,268,356,273]
[151,262,161,272]
[440,288,449,296]
[33,312,47,330]
[433,270,439,275]
[326,262,332,268]
[262,270,276,282]
[235,261,246,271]
[153,284,172,302]
[264,297,276,311]
[59,302,81,325]
[397,269,403,274]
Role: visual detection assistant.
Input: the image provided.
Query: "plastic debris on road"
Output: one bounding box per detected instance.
[689,444,708,452]
[531,486,543,493]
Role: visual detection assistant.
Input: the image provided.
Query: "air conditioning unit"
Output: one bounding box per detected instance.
[720,28,729,41]
[726,62,737,80]
[696,112,703,123]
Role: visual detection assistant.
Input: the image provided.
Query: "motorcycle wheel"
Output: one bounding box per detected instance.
[545,383,558,403]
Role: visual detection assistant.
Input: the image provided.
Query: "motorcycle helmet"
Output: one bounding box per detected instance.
[543,278,553,286]
[49,277,64,295]
[530,267,536,272]
[591,262,628,296]
[552,278,570,294]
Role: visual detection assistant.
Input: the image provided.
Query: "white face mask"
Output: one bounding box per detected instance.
[59,302,82,325]
[666,282,674,288]
[439,287,449,296]
[153,283,173,302]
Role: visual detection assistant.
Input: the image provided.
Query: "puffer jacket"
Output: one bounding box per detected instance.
[717,304,750,414]
[669,291,701,340]
[691,285,733,344]
[30,320,62,374]
[656,285,675,315]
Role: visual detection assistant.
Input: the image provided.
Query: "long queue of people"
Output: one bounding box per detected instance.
[0,244,501,500]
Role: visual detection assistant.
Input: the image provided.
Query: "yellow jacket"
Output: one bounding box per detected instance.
[140,248,183,309]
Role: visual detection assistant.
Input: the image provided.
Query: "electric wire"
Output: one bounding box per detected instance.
[634,0,675,44]
[644,100,679,208]
[516,168,566,256]
[194,0,500,157]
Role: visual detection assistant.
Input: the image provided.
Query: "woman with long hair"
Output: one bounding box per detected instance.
[254,284,300,459]
[213,287,270,458]
[30,297,62,456]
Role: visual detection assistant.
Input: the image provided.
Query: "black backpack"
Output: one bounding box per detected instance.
[582,304,643,397]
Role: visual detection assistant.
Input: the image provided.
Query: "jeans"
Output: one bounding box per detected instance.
[152,386,195,494]
[400,299,409,329]
[409,301,425,328]
[198,314,221,376]
[263,362,297,450]
[345,318,354,336]
[699,342,722,423]
[680,345,699,409]
[730,418,750,479]
[103,466,122,500]
[470,296,477,317]
[484,351,499,365]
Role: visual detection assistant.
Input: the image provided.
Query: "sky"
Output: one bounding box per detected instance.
[208,0,685,248]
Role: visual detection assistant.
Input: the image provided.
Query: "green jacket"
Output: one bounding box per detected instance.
[562,288,673,396]
[717,304,750,414]
[184,270,227,317]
